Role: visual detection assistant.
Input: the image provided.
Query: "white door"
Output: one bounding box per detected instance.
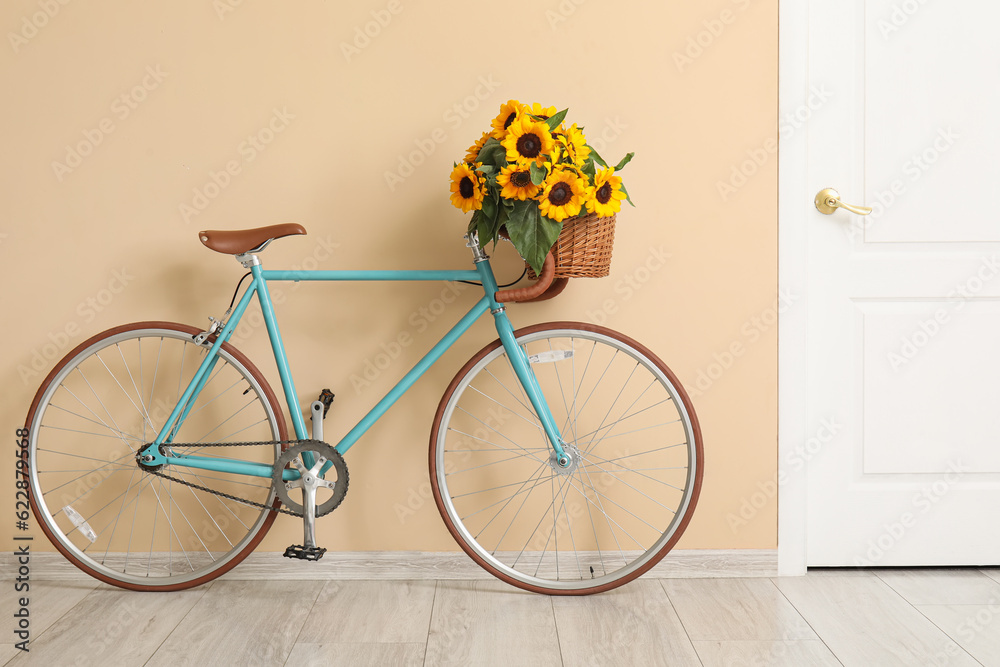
[779,0,1000,570]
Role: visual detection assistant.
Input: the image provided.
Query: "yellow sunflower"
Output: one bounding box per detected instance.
[589,168,627,217]
[497,163,542,201]
[502,114,555,166]
[539,167,587,222]
[449,163,485,213]
[561,124,591,166]
[528,102,557,120]
[490,99,526,139]
[465,131,491,163]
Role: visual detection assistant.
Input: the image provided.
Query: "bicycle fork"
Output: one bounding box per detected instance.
[472,247,573,469]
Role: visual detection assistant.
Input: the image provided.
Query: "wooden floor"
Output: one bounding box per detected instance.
[4,569,1000,665]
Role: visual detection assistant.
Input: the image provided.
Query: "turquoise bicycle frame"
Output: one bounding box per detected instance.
[138,248,568,480]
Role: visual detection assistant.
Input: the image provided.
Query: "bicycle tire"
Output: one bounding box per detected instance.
[24,321,287,591]
[429,322,702,595]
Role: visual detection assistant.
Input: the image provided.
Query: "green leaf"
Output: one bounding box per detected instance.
[588,145,608,168]
[580,157,596,180]
[476,216,495,247]
[545,108,568,131]
[495,200,510,237]
[529,162,547,186]
[468,210,481,235]
[504,200,561,275]
[476,138,508,168]
[476,164,496,175]
[619,182,636,207]
[613,152,634,172]
[481,194,497,224]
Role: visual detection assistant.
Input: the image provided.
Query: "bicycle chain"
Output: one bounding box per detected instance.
[144,439,328,517]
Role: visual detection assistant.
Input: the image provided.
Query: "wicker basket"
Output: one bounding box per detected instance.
[527,211,617,279]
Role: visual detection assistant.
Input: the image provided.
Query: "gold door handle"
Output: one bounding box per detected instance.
[814,188,872,216]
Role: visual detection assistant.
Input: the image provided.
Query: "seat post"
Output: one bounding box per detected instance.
[235,252,261,269]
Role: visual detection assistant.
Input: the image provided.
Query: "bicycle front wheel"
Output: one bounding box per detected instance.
[24,322,287,591]
[430,322,702,595]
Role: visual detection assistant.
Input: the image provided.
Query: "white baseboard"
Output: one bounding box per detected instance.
[7,549,777,582]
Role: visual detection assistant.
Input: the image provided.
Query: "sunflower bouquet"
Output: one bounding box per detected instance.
[449,100,633,275]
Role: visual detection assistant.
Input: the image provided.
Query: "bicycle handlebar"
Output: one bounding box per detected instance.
[495,252,555,303]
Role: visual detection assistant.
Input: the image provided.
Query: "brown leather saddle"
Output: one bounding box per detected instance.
[198,223,306,254]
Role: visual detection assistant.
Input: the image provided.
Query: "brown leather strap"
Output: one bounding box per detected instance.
[198,223,307,255]
[495,252,555,303]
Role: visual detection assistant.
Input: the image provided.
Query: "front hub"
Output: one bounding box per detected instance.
[548,443,581,474]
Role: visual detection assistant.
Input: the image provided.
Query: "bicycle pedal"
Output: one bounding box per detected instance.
[283,544,327,561]
[318,389,335,418]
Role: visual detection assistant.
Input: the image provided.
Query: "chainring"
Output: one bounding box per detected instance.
[272,440,349,518]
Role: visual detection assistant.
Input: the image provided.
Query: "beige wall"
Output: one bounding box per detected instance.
[2,1,777,552]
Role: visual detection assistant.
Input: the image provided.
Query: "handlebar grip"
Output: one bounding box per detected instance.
[495,252,555,303]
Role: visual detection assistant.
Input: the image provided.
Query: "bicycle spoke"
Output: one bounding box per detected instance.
[448,449,553,475]
[465,384,545,432]
[450,472,562,501]
[45,403,147,443]
[455,406,544,461]
[456,471,562,525]
[560,338,597,439]
[571,398,675,445]
[61,382,141,450]
[78,362,136,445]
[579,378,660,456]
[466,460,550,542]
[148,337,163,409]
[103,466,139,564]
[580,456,682,508]
[115,343,154,432]
[598,442,689,464]
[567,468,643,551]
[582,361,639,453]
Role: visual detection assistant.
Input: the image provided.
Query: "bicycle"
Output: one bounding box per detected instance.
[23,223,703,595]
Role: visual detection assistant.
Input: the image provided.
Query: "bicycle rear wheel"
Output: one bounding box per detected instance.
[24,322,286,591]
[430,322,702,595]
